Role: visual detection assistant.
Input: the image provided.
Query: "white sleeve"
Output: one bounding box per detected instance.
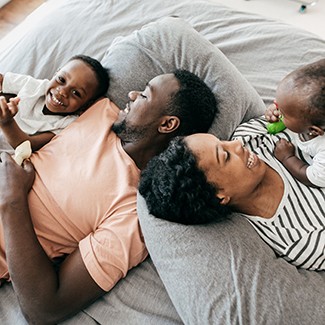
[306,151,325,187]
[3,72,32,94]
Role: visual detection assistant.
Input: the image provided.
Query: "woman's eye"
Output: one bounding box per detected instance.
[140,93,147,98]
[225,152,230,161]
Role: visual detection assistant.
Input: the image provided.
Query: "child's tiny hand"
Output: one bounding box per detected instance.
[265,102,281,123]
[274,138,295,162]
[0,96,20,125]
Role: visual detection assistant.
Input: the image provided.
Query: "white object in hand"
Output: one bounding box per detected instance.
[14,140,32,165]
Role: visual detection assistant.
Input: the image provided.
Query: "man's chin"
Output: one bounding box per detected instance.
[111,119,126,137]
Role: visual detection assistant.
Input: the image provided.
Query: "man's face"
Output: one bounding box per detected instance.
[112,74,180,142]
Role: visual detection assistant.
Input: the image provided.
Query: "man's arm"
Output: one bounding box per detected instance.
[0,153,105,324]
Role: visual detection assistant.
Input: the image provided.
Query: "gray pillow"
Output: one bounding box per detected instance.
[102,17,265,140]
[137,193,325,325]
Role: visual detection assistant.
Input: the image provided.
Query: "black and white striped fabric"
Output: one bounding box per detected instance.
[232,117,325,270]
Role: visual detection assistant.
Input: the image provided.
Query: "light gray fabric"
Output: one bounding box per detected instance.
[0,258,182,325]
[137,194,325,325]
[81,257,182,325]
[1,0,324,108]
[1,0,325,324]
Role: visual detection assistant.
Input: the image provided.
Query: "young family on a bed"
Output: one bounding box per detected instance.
[0,41,324,323]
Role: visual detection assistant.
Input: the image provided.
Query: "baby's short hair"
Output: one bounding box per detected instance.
[291,59,325,125]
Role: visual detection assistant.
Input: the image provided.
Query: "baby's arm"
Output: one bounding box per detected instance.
[0,96,55,151]
[274,138,315,187]
[265,101,281,123]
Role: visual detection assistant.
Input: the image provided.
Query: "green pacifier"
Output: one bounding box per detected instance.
[267,115,286,134]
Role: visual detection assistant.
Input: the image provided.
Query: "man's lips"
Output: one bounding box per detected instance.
[123,102,130,114]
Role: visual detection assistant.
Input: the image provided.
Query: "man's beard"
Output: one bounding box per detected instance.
[111,118,152,143]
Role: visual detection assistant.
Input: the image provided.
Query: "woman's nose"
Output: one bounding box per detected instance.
[222,139,242,151]
[128,90,139,101]
[231,139,242,149]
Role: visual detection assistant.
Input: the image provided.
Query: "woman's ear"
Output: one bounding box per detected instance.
[158,116,181,134]
[216,192,230,205]
[309,125,324,136]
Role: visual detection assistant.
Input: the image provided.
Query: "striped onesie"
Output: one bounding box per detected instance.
[232,117,325,271]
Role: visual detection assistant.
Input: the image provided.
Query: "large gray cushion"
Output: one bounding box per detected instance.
[137,194,325,325]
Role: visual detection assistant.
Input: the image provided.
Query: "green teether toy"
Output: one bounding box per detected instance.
[267,100,286,134]
[267,115,286,134]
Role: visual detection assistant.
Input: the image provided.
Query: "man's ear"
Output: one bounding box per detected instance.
[309,125,324,136]
[158,116,181,134]
[216,191,230,205]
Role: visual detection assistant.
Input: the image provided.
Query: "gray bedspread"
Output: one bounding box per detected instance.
[1,0,325,324]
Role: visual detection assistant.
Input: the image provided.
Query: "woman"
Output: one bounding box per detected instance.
[139,117,325,271]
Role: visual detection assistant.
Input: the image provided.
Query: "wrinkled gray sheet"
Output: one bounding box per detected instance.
[1,0,325,324]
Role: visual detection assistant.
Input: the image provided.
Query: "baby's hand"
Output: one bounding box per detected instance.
[0,96,20,125]
[0,73,3,91]
[265,101,281,123]
[274,138,295,162]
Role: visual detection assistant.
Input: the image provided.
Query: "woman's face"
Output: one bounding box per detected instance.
[185,133,267,206]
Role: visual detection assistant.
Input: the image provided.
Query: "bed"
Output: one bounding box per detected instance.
[0,0,325,324]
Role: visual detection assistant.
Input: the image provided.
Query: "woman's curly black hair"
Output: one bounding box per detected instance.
[138,136,233,225]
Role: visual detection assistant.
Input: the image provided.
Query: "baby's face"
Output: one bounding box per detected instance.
[275,80,309,134]
[45,60,98,115]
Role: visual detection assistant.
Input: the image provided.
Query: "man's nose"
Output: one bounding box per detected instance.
[128,91,139,101]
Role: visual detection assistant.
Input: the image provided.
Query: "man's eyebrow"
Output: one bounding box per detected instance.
[146,82,154,92]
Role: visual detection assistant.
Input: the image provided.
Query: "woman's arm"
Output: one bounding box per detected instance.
[0,153,106,324]
[0,96,55,151]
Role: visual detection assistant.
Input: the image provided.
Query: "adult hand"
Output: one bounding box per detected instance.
[265,102,281,123]
[274,138,295,163]
[0,152,35,207]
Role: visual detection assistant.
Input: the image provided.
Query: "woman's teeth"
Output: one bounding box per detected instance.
[247,151,254,169]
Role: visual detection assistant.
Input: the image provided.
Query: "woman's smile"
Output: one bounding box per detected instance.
[245,148,259,169]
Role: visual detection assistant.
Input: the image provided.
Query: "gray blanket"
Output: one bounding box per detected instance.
[0,0,325,324]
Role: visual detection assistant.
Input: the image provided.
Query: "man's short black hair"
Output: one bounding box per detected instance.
[138,136,232,225]
[69,54,110,100]
[166,69,218,135]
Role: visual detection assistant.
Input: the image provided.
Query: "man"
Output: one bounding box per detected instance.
[0,70,217,324]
